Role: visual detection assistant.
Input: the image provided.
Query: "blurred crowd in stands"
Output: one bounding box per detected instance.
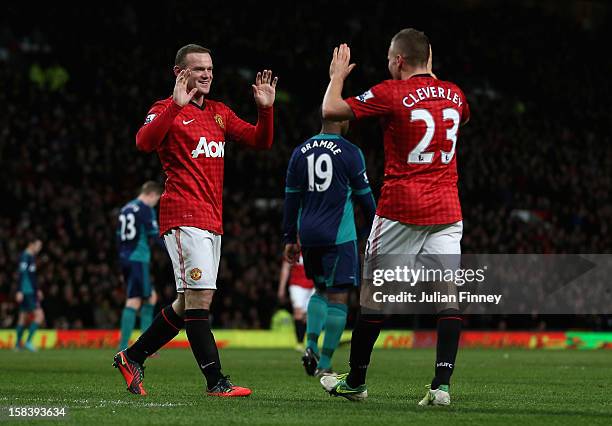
[1,1,610,330]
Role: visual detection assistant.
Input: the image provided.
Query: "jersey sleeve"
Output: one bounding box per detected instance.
[224,104,274,150]
[18,254,36,292]
[18,255,28,286]
[344,81,394,120]
[348,147,371,194]
[135,99,183,152]
[285,149,304,192]
[461,99,471,125]
[455,86,470,125]
[143,207,159,236]
[282,149,303,244]
[349,148,376,236]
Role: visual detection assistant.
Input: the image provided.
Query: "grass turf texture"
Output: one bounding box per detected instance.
[1,348,611,425]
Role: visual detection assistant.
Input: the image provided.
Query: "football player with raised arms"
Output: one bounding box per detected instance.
[319,29,470,405]
[113,44,278,397]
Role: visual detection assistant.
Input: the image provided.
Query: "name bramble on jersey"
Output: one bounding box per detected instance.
[356,86,464,109]
[191,137,225,158]
[300,139,342,156]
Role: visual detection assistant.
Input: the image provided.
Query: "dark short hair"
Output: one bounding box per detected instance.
[391,28,430,67]
[175,44,211,67]
[140,181,163,195]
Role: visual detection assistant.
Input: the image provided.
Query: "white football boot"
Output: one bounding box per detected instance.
[418,385,451,406]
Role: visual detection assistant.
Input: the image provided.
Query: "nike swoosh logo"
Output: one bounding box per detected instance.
[335,386,359,394]
[183,119,195,125]
[200,361,215,369]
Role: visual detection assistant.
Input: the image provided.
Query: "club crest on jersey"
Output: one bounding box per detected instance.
[190,268,202,281]
[192,137,225,158]
[214,114,225,129]
[144,113,157,125]
[356,90,374,103]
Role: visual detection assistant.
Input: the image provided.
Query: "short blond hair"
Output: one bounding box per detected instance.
[391,29,430,67]
[140,181,163,195]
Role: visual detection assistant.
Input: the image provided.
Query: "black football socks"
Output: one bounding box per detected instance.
[185,309,222,389]
[431,314,462,390]
[346,312,384,388]
[126,305,183,364]
[294,319,307,344]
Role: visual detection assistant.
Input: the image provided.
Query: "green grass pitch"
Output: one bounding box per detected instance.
[1,348,611,425]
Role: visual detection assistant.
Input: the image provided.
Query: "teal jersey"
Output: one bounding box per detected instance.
[117,199,159,263]
[18,251,36,295]
[283,134,375,247]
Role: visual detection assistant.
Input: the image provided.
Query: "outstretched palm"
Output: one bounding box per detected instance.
[173,69,197,107]
[252,70,278,108]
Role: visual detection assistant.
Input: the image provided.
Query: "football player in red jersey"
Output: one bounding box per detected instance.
[278,255,315,352]
[113,44,278,397]
[319,30,470,405]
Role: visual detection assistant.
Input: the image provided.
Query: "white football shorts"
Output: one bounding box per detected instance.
[363,216,463,312]
[288,285,315,312]
[163,226,221,292]
[365,215,463,273]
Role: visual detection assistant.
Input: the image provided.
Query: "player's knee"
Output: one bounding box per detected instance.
[172,295,186,317]
[358,309,385,324]
[327,290,349,304]
[148,290,158,305]
[294,308,305,321]
[314,289,327,300]
[437,307,461,318]
[185,289,213,310]
[126,298,142,310]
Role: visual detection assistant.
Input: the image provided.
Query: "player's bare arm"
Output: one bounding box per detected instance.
[173,69,198,107]
[252,69,278,108]
[322,44,356,121]
[278,260,291,302]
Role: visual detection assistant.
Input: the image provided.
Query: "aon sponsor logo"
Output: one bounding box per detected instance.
[192,137,225,158]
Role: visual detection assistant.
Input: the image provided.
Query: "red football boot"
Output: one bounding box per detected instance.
[113,351,147,395]
[206,376,252,397]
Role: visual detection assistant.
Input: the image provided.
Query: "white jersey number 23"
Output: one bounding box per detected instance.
[408,108,460,165]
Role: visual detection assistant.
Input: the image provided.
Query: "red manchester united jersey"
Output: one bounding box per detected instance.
[136,97,273,235]
[289,255,313,289]
[345,75,470,225]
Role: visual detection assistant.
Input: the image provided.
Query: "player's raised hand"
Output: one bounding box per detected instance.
[173,69,198,107]
[252,69,278,108]
[329,43,356,81]
[284,243,301,264]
